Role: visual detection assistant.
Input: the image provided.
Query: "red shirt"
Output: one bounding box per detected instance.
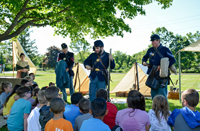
[103,102,118,129]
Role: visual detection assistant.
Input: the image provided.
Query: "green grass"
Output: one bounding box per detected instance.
[0,72,200,131]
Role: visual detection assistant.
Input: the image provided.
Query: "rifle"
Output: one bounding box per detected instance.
[107,49,112,102]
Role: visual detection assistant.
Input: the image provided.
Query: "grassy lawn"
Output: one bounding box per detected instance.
[0,72,200,130]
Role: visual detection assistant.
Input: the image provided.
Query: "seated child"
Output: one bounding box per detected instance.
[7,86,32,131]
[49,82,55,87]
[64,93,83,128]
[32,84,39,90]
[96,89,118,129]
[45,98,73,131]
[148,95,171,131]
[3,84,21,118]
[74,98,93,131]
[24,76,33,86]
[0,81,12,115]
[167,89,200,131]
[27,90,47,131]
[32,88,40,109]
[115,90,150,131]
[20,79,29,86]
[29,73,38,85]
[80,97,110,131]
[39,86,59,131]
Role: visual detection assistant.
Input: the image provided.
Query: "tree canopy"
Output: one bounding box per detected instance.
[0,0,173,42]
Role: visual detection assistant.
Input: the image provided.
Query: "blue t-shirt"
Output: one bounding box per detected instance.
[80,118,111,131]
[63,104,82,128]
[7,98,32,131]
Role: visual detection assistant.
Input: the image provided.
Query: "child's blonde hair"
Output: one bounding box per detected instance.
[152,95,170,122]
[38,90,47,104]
[0,81,12,95]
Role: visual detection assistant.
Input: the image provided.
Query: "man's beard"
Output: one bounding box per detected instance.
[95,49,102,55]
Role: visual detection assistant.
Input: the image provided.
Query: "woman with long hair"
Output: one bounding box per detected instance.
[115,90,150,131]
[148,95,171,131]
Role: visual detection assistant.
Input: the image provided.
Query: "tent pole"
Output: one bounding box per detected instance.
[179,51,181,103]
[135,61,140,90]
[12,41,14,78]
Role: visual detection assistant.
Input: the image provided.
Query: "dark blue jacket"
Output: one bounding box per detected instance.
[55,60,70,88]
[57,51,74,76]
[142,44,176,74]
[84,51,115,81]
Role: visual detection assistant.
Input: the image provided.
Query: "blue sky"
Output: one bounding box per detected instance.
[30,0,200,55]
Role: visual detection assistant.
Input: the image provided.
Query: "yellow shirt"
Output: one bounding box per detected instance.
[3,93,17,116]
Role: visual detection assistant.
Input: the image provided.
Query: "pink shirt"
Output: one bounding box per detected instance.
[116,108,150,131]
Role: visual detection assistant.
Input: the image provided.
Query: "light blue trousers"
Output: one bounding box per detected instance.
[89,76,106,101]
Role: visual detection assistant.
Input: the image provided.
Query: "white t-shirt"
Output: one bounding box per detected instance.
[27,107,41,131]
[148,109,171,131]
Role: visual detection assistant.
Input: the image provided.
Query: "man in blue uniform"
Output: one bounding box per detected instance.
[57,43,75,102]
[142,34,176,99]
[84,40,115,101]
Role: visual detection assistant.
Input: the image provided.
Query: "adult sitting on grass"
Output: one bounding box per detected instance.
[115,90,150,131]
[45,98,73,131]
[74,98,93,131]
[167,89,200,131]
[96,89,118,129]
[80,97,110,131]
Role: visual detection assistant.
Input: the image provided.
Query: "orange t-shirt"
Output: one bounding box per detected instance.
[45,118,73,131]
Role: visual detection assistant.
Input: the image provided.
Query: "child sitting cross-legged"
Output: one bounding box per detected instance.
[167,89,200,131]
[115,90,150,131]
[39,86,60,131]
[148,95,171,131]
[27,90,47,131]
[80,97,111,131]
[74,98,93,131]
[7,86,32,131]
[0,81,12,115]
[44,98,73,131]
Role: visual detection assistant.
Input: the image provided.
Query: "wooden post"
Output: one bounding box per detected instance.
[12,41,14,78]
[179,51,181,103]
[135,61,140,90]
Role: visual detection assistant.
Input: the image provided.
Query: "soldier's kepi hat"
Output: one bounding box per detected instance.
[61,43,68,49]
[94,40,104,47]
[150,34,160,41]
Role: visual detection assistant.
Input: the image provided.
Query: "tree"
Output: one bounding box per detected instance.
[69,40,91,63]
[18,28,40,65]
[43,46,61,69]
[113,51,127,69]
[0,0,173,42]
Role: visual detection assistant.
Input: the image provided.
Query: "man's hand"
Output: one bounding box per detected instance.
[109,54,114,61]
[157,65,160,71]
[85,65,92,70]
[142,62,149,66]
[66,68,69,72]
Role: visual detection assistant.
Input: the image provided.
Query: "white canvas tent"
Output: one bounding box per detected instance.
[12,40,37,75]
[111,63,151,97]
[68,63,90,94]
[178,39,200,102]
